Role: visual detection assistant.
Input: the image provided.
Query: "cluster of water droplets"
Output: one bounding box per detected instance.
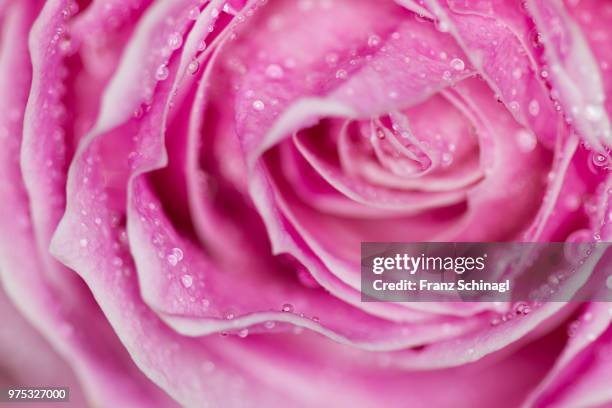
[489,301,536,326]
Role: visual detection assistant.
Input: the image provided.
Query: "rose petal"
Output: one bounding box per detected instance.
[526,0,612,151]
[0,288,88,406]
[1,1,178,406]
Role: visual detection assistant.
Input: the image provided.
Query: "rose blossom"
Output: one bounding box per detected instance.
[0,0,611,407]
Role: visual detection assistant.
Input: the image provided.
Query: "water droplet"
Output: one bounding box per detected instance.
[238,328,249,338]
[181,274,193,288]
[225,312,235,320]
[188,6,200,20]
[187,60,200,75]
[264,321,275,329]
[167,254,178,266]
[325,53,339,66]
[155,64,169,81]
[167,32,183,50]
[514,302,531,315]
[591,151,609,168]
[512,68,522,79]
[281,303,293,313]
[59,37,73,54]
[436,20,450,32]
[528,99,540,116]
[197,40,207,52]
[172,247,184,262]
[450,58,464,71]
[516,129,537,152]
[367,34,381,47]
[265,64,284,79]
[252,100,265,111]
[335,69,347,79]
[441,152,453,167]
[567,320,581,337]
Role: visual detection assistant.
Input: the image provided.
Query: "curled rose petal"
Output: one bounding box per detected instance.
[0,0,608,406]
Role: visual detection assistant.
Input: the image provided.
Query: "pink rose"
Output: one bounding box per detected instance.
[0,0,611,407]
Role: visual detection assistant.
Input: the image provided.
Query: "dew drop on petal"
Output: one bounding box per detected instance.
[187,60,200,75]
[441,152,453,167]
[591,151,609,168]
[172,247,184,261]
[436,20,450,32]
[59,37,73,55]
[188,6,200,20]
[528,99,540,116]
[567,320,581,337]
[181,274,193,288]
[265,64,284,79]
[367,34,381,47]
[516,129,537,152]
[335,69,347,79]
[167,32,183,50]
[325,53,339,66]
[450,58,464,71]
[167,254,178,266]
[252,100,265,111]
[238,328,249,338]
[281,303,293,313]
[155,64,169,81]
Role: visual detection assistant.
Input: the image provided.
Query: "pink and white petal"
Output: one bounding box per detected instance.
[565,0,612,127]
[113,2,485,346]
[0,2,178,407]
[525,296,612,408]
[440,78,551,241]
[420,0,561,148]
[526,0,612,151]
